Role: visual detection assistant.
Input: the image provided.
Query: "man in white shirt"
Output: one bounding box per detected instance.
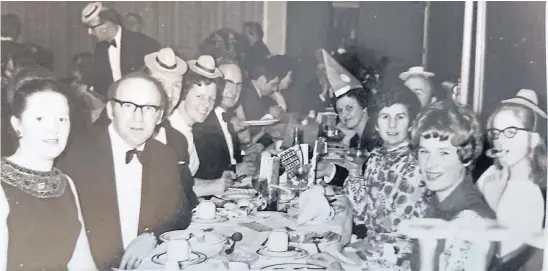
[58,72,190,270]
[81,2,160,98]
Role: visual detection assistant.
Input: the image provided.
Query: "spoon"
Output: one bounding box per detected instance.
[224,232,243,255]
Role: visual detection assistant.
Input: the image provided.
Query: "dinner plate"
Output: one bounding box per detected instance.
[192,215,228,224]
[247,211,280,220]
[260,263,326,270]
[151,251,207,267]
[159,230,227,244]
[256,246,308,259]
[398,218,514,241]
[243,119,279,126]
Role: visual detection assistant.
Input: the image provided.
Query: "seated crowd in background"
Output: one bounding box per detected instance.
[1,4,546,271]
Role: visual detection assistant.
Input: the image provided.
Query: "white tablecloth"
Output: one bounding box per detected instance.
[137,196,361,270]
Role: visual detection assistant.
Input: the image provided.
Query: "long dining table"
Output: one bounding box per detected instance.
[135,195,364,270]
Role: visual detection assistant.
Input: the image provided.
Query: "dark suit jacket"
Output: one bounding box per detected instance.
[240,82,273,123]
[193,110,242,180]
[161,120,199,210]
[56,126,189,270]
[92,28,160,97]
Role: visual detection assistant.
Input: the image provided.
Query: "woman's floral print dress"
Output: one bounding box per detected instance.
[345,143,428,269]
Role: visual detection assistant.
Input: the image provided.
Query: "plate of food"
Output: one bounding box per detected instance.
[151,251,208,267]
[261,263,326,270]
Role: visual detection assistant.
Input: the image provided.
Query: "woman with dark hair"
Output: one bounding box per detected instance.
[335,88,378,151]
[2,66,55,157]
[1,79,97,270]
[477,89,546,268]
[343,85,426,269]
[409,99,496,270]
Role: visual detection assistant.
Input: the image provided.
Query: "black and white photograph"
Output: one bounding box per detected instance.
[0,1,546,270]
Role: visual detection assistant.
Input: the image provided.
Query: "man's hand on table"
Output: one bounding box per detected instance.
[236,161,257,176]
[119,233,157,270]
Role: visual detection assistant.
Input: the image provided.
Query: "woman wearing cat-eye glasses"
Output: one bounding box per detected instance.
[477,89,547,268]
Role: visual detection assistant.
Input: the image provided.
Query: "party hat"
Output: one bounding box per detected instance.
[321,49,362,97]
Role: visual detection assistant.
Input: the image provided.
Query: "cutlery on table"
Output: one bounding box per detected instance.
[224,232,243,254]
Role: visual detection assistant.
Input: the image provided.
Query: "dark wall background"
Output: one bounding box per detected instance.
[357,1,426,87]
[482,2,546,122]
[426,2,465,99]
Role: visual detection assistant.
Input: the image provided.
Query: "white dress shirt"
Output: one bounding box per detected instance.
[108,27,122,82]
[108,124,143,249]
[214,107,237,165]
[154,127,167,145]
[169,111,200,175]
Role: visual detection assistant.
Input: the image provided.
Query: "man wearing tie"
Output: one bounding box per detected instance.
[193,63,257,180]
[58,72,190,270]
[81,2,160,98]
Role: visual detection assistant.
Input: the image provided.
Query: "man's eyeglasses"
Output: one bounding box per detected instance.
[224,79,242,88]
[112,98,162,116]
[486,126,529,139]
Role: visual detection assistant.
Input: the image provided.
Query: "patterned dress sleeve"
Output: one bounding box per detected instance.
[439,210,493,271]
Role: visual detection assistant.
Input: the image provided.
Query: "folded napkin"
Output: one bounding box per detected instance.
[298,185,334,225]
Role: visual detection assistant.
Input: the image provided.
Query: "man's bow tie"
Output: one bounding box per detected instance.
[222,112,235,122]
[125,149,142,164]
[109,39,117,48]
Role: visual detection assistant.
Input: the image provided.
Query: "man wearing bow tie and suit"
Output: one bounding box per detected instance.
[193,63,257,179]
[57,72,191,270]
[81,2,160,98]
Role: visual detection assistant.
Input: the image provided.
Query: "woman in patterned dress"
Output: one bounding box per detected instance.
[0,79,96,270]
[350,84,426,269]
[409,99,497,271]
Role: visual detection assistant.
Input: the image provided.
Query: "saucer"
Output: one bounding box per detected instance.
[256,246,308,259]
[261,263,326,270]
[192,215,228,224]
[151,251,207,267]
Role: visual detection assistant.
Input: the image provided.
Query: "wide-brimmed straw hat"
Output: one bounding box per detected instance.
[187,55,223,79]
[81,2,104,25]
[144,48,187,77]
[501,89,547,119]
[399,66,435,81]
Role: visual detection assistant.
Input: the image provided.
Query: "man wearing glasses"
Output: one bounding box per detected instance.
[81,2,159,98]
[58,72,191,270]
[193,63,257,180]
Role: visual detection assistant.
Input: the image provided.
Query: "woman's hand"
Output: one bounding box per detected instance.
[316,161,335,178]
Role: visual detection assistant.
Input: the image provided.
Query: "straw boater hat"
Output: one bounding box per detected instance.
[501,89,548,119]
[187,55,223,79]
[399,66,435,81]
[81,2,105,26]
[144,48,187,77]
[321,49,362,98]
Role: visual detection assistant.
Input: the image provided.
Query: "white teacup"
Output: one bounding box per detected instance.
[167,237,191,262]
[267,230,289,252]
[193,200,216,220]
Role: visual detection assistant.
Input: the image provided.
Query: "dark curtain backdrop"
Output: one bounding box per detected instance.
[1,1,263,77]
